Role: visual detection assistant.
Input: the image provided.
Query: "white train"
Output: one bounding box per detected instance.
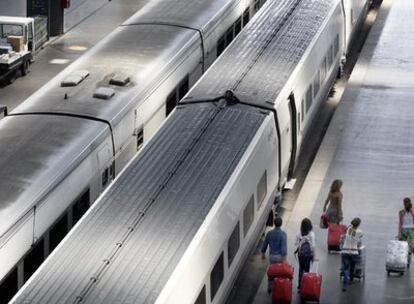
[10,0,370,303]
[0,0,269,301]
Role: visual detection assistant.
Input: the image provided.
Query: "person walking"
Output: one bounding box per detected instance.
[261,216,287,292]
[323,179,343,224]
[398,197,414,266]
[340,217,363,292]
[294,218,316,290]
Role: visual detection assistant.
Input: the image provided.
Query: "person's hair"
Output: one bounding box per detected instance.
[351,217,361,228]
[300,218,313,236]
[274,216,283,228]
[330,179,343,194]
[403,197,412,212]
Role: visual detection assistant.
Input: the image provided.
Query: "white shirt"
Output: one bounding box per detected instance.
[402,211,414,229]
[341,227,363,255]
[295,231,316,250]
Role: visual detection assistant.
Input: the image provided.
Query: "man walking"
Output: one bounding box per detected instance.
[261,216,287,293]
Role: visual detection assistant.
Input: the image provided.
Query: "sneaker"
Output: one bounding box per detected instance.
[342,287,347,292]
[267,288,271,294]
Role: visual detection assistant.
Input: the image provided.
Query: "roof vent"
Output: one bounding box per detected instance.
[61,70,90,87]
[93,87,115,100]
[109,74,130,87]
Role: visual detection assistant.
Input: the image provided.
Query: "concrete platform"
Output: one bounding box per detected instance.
[229,0,414,303]
[0,0,150,112]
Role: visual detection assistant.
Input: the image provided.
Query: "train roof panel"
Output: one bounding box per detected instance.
[185,0,335,108]
[12,25,198,125]
[123,0,239,32]
[0,115,109,241]
[13,102,269,303]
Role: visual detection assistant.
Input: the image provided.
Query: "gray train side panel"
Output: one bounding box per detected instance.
[13,103,268,304]
[186,0,334,107]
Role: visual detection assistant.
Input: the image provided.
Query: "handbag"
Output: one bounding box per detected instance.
[319,213,328,229]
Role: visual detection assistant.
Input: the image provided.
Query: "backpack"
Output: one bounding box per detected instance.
[298,239,313,260]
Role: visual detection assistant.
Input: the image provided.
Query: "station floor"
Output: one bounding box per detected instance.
[0,0,149,112]
[228,0,414,303]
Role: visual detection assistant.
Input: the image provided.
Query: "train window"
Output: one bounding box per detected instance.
[178,76,189,100]
[243,195,255,237]
[305,85,312,113]
[320,57,327,83]
[228,222,240,267]
[194,285,206,304]
[313,71,320,98]
[225,26,234,46]
[210,252,224,301]
[166,90,177,116]
[235,17,242,36]
[334,35,339,57]
[109,161,115,179]
[301,98,305,121]
[297,113,301,133]
[242,8,250,27]
[49,213,69,252]
[72,188,90,226]
[0,267,18,303]
[102,168,109,187]
[254,0,260,11]
[137,129,144,151]
[24,239,44,282]
[327,45,333,68]
[217,35,225,57]
[257,171,267,209]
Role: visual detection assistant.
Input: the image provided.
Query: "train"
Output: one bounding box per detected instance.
[0,0,269,302]
[9,0,371,303]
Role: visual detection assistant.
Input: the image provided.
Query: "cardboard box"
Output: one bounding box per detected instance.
[7,36,24,52]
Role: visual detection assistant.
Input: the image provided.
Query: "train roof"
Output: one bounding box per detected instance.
[0,115,109,241]
[184,0,335,108]
[123,0,240,33]
[12,24,198,125]
[11,0,245,126]
[12,102,269,303]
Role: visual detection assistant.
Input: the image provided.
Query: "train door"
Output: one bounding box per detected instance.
[288,92,297,178]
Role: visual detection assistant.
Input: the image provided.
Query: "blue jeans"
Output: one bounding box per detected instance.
[298,256,313,289]
[341,254,358,288]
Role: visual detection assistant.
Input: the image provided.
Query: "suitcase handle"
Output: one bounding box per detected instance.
[310,261,319,273]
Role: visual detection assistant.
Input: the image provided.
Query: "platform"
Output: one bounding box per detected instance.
[0,0,149,112]
[230,0,414,303]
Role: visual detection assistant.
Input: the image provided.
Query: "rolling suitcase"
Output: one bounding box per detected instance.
[386,240,408,275]
[354,245,366,280]
[272,278,292,304]
[327,224,346,252]
[267,262,294,280]
[300,262,321,302]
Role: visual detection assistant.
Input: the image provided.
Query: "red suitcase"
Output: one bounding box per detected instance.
[267,262,294,280]
[327,224,346,252]
[300,272,322,302]
[272,278,292,304]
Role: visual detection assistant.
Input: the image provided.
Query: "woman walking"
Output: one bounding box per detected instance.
[295,218,315,290]
[323,179,343,224]
[340,217,363,292]
[399,197,414,266]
